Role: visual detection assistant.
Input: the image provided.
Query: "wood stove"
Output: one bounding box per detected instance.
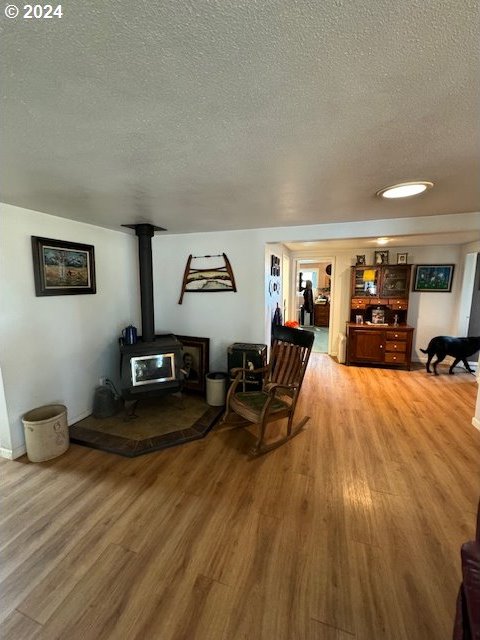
[119,224,182,399]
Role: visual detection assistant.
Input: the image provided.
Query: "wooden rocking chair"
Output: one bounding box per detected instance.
[220,325,315,455]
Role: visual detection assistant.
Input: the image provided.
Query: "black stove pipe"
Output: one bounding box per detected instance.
[134,224,155,343]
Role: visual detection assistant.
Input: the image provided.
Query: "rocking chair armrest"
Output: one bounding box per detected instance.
[264,382,298,394]
[227,366,267,398]
[230,366,268,377]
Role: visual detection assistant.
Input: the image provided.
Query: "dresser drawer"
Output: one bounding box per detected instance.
[388,300,408,310]
[385,341,406,352]
[385,331,408,341]
[352,298,391,307]
[352,299,367,309]
[384,352,406,364]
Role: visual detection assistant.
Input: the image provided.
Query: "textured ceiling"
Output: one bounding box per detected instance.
[284,230,480,252]
[1,1,479,233]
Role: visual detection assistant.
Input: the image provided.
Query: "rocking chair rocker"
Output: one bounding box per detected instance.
[220,325,315,455]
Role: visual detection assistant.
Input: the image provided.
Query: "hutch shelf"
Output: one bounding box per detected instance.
[346,264,414,369]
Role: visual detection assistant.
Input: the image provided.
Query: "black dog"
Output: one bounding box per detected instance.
[420,336,480,375]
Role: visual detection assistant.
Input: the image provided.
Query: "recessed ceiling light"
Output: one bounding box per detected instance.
[376,181,434,199]
[376,237,389,245]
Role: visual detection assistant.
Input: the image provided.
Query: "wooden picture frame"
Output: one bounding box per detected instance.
[397,252,408,264]
[270,255,281,276]
[31,236,96,296]
[413,264,455,292]
[374,250,389,265]
[356,255,366,266]
[175,335,210,394]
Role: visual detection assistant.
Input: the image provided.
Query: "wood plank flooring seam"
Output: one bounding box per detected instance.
[310,616,357,637]
[13,608,41,626]
[291,469,316,480]
[196,571,231,588]
[349,537,381,549]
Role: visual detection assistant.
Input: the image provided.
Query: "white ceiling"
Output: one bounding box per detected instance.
[1,2,479,234]
[285,231,479,252]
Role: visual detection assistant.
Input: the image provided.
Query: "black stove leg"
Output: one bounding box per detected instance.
[123,399,139,420]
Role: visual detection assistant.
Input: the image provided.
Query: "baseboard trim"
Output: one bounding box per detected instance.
[413,354,478,371]
[0,408,92,461]
[473,417,480,432]
[70,409,92,425]
[0,444,27,460]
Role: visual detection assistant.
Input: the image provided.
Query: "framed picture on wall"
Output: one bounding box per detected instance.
[31,236,96,296]
[175,335,210,394]
[397,252,408,264]
[270,255,280,277]
[413,264,455,292]
[374,250,389,265]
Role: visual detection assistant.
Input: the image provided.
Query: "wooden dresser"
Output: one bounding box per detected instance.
[314,303,330,327]
[346,323,414,369]
[346,264,414,369]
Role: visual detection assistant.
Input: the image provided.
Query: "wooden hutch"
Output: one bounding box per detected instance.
[345,264,414,369]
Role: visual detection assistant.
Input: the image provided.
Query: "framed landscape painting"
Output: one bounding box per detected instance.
[413,264,454,292]
[31,236,96,296]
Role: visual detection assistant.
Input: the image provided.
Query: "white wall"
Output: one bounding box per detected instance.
[0,366,12,456]
[153,231,267,372]
[405,245,462,355]
[0,203,140,457]
[265,243,285,347]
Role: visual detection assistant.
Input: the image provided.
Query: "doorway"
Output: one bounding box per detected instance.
[295,258,333,353]
[458,252,480,369]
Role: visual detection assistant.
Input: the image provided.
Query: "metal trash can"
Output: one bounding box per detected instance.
[22,404,69,462]
[206,372,228,407]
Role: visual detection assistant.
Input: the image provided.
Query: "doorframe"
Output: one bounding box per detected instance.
[292,256,336,354]
[457,252,477,336]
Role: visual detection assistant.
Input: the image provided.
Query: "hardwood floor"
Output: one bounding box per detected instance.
[1,355,479,639]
